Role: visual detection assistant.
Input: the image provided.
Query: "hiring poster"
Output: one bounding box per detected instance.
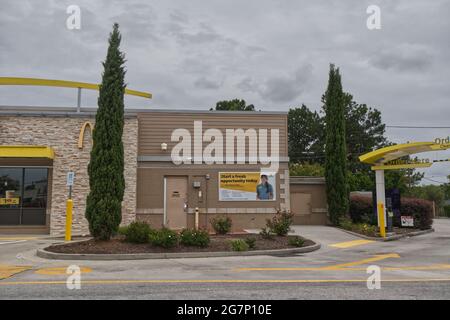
[218,172,276,201]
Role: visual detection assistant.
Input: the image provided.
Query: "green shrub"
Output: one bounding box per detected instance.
[339,217,354,230]
[244,237,256,249]
[210,216,232,235]
[230,239,249,251]
[401,198,434,230]
[259,227,274,240]
[339,217,378,237]
[288,236,305,247]
[266,210,294,236]
[117,225,129,236]
[349,195,376,225]
[180,228,210,247]
[356,223,378,237]
[124,222,151,243]
[149,228,179,248]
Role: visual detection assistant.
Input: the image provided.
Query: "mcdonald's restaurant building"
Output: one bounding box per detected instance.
[0,106,305,235]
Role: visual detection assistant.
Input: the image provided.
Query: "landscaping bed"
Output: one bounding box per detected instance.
[339,225,426,238]
[46,234,315,255]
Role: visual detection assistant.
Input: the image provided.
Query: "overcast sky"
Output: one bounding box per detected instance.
[0,0,449,183]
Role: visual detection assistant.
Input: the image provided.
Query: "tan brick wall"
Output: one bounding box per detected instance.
[0,115,138,235]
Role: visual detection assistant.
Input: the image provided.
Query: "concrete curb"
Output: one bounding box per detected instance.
[36,241,321,261]
[338,228,434,242]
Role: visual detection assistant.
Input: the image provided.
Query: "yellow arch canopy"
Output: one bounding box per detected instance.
[0,77,152,99]
[359,142,450,170]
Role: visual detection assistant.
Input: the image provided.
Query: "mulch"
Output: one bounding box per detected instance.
[46,234,315,254]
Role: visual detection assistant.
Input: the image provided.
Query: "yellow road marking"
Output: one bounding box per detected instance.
[237,264,450,272]
[1,278,450,286]
[0,237,37,241]
[0,264,32,280]
[329,239,375,248]
[321,253,400,270]
[236,253,400,271]
[34,266,92,275]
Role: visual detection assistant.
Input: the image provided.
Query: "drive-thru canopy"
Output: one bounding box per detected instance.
[359,141,450,236]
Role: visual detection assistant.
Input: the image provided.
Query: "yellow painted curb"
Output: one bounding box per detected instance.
[329,239,375,248]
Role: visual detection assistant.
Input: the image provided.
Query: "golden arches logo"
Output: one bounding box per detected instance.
[78,121,94,149]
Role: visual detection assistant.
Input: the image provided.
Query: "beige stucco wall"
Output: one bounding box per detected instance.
[0,115,138,235]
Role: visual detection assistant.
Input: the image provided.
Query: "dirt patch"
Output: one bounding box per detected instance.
[46,234,315,254]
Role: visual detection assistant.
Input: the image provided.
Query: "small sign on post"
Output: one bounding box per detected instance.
[401,216,414,227]
[67,171,75,186]
[67,171,75,199]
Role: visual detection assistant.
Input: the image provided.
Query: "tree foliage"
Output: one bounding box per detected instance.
[343,93,387,172]
[85,23,126,240]
[323,64,349,225]
[212,99,255,111]
[289,162,325,177]
[287,76,424,193]
[288,105,323,163]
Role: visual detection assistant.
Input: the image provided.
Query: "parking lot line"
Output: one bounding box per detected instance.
[0,264,32,280]
[0,237,37,241]
[329,239,375,248]
[236,253,400,271]
[2,278,450,286]
[0,240,27,245]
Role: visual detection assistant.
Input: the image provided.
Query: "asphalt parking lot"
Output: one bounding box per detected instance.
[1,219,449,299]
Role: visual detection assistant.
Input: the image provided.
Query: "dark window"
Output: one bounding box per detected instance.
[0,168,22,208]
[23,168,48,208]
[0,167,48,226]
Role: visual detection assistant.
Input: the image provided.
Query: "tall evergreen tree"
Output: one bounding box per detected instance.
[323,64,349,225]
[85,23,126,240]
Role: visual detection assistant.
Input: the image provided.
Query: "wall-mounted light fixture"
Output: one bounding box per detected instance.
[161,143,168,151]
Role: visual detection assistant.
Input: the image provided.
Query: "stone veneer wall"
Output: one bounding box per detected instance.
[0,115,138,235]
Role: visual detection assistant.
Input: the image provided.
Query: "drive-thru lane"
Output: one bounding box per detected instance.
[1,220,450,299]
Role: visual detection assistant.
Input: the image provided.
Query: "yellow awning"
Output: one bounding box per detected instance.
[359,142,450,165]
[0,146,55,159]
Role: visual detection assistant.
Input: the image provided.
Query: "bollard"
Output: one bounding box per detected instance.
[195,207,199,230]
[378,203,386,238]
[65,199,73,241]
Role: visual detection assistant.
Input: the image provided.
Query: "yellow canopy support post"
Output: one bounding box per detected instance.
[378,203,386,238]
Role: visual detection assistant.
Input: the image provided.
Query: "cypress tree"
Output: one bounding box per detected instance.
[85,23,126,240]
[323,64,349,225]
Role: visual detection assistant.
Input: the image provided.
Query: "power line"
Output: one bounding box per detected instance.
[423,177,448,184]
[386,125,450,129]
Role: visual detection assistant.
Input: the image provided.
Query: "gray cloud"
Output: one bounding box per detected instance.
[368,44,433,72]
[237,65,313,103]
[194,77,223,90]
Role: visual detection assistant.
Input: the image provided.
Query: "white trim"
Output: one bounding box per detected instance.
[163,176,167,226]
